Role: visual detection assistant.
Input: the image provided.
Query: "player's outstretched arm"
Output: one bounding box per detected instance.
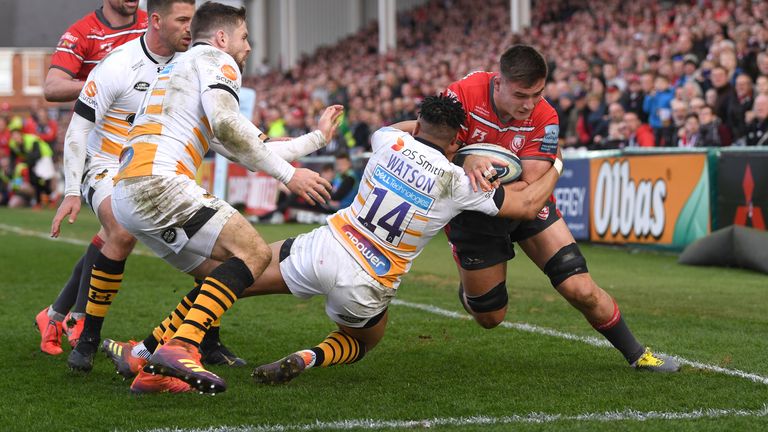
[497,155,563,220]
[264,105,344,161]
[51,112,95,237]
[203,88,332,205]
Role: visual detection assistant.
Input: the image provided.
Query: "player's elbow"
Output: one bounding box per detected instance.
[43,78,68,102]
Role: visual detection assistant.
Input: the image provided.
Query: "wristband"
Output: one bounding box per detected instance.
[553,158,563,175]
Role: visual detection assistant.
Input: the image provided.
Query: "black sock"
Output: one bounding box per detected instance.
[596,316,645,364]
[51,253,85,315]
[201,325,221,350]
[73,242,103,314]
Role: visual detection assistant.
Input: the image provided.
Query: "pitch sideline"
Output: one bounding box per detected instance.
[142,405,768,431]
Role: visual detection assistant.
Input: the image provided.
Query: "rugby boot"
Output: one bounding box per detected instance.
[62,313,84,348]
[631,348,681,373]
[145,339,226,394]
[201,341,247,367]
[35,307,63,355]
[103,339,146,379]
[251,353,307,385]
[67,336,99,372]
[130,369,191,394]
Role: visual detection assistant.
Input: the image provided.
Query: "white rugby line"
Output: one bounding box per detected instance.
[144,405,768,432]
[0,223,153,256]
[392,299,768,386]
[3,222,768,386]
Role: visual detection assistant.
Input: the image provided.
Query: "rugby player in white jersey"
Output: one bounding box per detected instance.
[49,0,205,377]
[109,1,343,394]
[237,94,564,384]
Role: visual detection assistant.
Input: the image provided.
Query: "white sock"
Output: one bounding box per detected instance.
[47,306,66,322]
[131,342,152,360]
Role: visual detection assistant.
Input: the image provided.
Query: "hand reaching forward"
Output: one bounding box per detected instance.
[317,105,344,142]
[285,167,332,206]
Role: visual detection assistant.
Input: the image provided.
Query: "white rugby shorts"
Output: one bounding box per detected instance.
[112,175,237,272]
[80,157,119,217]
[280,226,396,328]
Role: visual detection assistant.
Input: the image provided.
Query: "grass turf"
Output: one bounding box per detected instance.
[0,208,766,431]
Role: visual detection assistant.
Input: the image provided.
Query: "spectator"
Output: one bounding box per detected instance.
[8,128,54,207]
[6,155,35,208]
[328,152,359,210]
[0,154,11,205]
[677,113,701,147]
[746,94,768,146]
[621,75,647,122]
[593,102,625,148]
[756,75,768,96]
[643,75,675,135]
[0,116,9,157]
[698,105,727,147]
[31,108,59,149]
[711,66,743,141]
[623,111,655,147]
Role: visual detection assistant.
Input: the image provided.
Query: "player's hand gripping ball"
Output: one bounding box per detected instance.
[454,143,523,184]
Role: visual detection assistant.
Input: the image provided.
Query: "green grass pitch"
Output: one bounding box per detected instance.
[1,208,766,431]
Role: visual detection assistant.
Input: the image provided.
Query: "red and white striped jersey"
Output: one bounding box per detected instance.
[446,71,559,163]
[50,7,148,81]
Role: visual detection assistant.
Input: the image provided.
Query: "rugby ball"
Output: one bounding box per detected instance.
[454,143,522,184]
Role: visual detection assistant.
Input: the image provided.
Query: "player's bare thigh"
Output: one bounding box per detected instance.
[517,218,575,270]
[96,196,136,260]
[208,211,272,276]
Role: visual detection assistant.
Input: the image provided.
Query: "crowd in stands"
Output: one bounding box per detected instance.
[0,108,61,208]
[3,0,768,209]
[245,0,768,153]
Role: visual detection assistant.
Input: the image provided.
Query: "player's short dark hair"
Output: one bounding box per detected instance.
[499,45,548,87]
[417,95,465,140]
[419,95,465,130]
[191,1,247,40]
[146,0,195,15]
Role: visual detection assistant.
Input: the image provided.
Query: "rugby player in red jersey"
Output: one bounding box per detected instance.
[44,0,148,102]
[446,45,678,372]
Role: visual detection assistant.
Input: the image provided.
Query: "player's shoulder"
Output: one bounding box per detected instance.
[456,71,494,86]
[532,97,559,124]
[449,71,495,93]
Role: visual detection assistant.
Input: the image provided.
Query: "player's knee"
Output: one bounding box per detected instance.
[543,243,588,287]
[559,279,600,309]
[109,229,136,252]
[464,281,508,328]
[238,233,272,275]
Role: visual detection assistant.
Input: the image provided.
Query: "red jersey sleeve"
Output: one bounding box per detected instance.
[50,23,90,78]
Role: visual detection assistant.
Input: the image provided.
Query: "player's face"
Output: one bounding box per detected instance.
[226,21,251,72]
[494,76,545,121]
[157,3,194,53]
[107,0,139,17]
